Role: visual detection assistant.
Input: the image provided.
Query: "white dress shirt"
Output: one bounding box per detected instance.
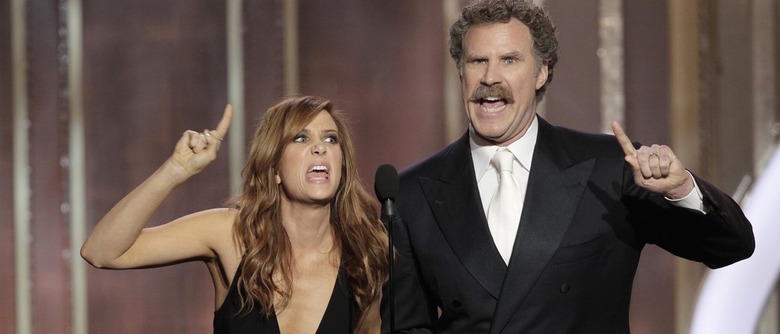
[471,117,538,257]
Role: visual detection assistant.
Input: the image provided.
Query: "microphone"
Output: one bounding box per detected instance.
[374,164,398,333]
[374,164,399,218]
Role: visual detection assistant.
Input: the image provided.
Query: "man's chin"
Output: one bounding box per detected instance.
[471,128,508,145]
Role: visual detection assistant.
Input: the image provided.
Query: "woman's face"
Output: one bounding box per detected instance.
[276,110,343,206]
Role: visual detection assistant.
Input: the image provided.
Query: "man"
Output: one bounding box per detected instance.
[381,0,755,333]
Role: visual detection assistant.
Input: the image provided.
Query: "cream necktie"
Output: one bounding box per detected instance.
[487,148,522,264]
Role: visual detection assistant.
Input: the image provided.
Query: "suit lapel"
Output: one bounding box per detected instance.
[419,134,507,299]
[490,119,595,333]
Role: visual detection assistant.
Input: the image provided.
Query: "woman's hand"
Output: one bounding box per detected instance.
[168,104,233,179]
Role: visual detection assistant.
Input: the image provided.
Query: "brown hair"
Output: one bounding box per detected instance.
[230,96,388,325]
[449,0,559,102]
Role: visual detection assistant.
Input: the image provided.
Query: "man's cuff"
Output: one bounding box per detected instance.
[665,171,706,214]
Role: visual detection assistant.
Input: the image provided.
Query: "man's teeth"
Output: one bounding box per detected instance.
[481,104,507,113]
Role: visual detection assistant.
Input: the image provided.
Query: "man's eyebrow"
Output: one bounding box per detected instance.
[502,51,524,59]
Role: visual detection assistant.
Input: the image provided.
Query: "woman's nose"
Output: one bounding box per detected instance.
[312,143,327,155]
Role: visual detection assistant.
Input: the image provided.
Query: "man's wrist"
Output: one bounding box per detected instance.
[665,172,695,200]
[665,171,706,213]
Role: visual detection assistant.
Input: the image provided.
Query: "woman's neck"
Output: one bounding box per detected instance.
[281,201,336,256]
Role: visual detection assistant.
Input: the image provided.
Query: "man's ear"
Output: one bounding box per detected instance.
[535,61,549,89]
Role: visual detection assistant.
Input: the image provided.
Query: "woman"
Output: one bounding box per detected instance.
[81,96,389,333]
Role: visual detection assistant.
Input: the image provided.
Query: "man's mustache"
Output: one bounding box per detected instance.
[469,85,515,104]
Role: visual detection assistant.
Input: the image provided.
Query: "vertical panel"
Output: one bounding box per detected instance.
[242,0,284,139]
[66,0,88,332]
[226,0,245,194]
[625,2,670,145]
[543,0,601,132]
[27,0,70,333]
[82,1,228,332]
[442,0,467,143]
[716,0,753,193]
[598,0,624,133]
[670,1,732,333]
[0,33,15,334]
[298,0,446,188]
[669,2,707,333]
[283,0,298,96]
[699,0,721,185]
[752,0,777,171]
[623,3,676,333]
[623,1,677,332]
[4,1,23,333]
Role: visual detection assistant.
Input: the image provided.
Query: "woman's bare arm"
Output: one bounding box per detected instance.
[80,105,233,269]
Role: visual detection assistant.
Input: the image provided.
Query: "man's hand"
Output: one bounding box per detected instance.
[612,121,693,199]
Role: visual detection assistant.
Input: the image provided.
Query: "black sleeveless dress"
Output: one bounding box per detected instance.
[213,265,357,333]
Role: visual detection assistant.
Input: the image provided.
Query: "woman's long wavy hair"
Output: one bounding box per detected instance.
[230,96,388,326]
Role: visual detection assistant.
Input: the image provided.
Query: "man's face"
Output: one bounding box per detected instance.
[460,18,548,146]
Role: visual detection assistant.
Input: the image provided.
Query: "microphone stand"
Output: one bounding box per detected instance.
[382,198,395,334]
[375,164,398,333]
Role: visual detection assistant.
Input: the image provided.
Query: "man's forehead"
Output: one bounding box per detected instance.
[463,20,533,54]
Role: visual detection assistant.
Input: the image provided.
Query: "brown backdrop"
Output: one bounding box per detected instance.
[2,1,760,333]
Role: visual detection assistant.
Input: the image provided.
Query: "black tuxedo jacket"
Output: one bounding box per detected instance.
[382,117,754,333]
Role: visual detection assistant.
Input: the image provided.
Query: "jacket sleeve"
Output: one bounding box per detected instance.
[625,167,755,269]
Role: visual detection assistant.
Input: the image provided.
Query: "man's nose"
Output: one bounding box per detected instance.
[480,62,502,86]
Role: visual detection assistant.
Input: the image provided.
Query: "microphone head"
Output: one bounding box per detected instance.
[374,164,399,201]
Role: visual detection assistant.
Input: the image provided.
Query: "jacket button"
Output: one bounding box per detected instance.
[451,299,463,308]
[560,283,570,294]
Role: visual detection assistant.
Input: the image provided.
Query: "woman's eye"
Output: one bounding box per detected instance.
[324,135,339,144]
[293,134,307,143]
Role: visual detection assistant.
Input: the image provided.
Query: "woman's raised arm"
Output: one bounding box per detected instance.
[80,105,233,269]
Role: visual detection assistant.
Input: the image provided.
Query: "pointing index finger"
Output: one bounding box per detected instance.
[611,121,637,157]
[214,104,233,139]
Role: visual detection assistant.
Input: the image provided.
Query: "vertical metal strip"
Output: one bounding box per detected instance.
[66,0,88,333]
[12,0,32,333]
[442,0,462,143]
[598,0,624,133]
[668,0,701,172]
[752,0,777,173]
[226,0,245,195]
[283,0,299,96]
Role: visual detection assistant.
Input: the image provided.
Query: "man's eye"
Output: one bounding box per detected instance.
[505,58,516,64]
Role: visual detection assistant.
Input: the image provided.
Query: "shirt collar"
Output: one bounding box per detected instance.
[470,115,538,181]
